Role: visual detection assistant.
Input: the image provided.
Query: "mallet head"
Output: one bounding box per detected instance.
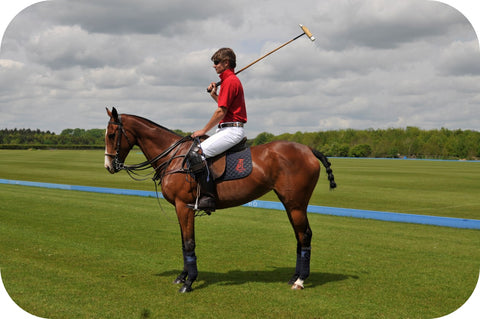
[299,24,315,41]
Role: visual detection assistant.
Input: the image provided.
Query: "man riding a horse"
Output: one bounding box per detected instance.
[104,48,336,293]
[189,48,247,213]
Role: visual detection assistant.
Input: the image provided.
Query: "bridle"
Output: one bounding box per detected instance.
[105,114,194,181]
[105,114,134,172]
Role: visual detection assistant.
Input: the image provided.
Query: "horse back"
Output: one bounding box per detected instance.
[251,140,321,171]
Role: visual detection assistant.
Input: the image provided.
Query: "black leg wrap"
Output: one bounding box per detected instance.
[177,251,197,293]
[288,246,302,284]
[289,245,311,284]
[185,251,198,283]
[298,247,311,281]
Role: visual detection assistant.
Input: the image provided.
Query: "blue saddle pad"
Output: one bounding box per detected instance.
[219,147,252,181]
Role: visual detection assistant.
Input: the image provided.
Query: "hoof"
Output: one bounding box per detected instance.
[178,283,193,293]
[173,278,185,284]
[291,278,304,290]
[291,283,304,290]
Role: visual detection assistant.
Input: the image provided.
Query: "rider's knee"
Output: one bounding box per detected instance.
[187,146,205,174]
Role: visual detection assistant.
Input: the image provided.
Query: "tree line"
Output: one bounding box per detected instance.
[1,127,479,159]
[0,128,105,149]
[250,127,480,160]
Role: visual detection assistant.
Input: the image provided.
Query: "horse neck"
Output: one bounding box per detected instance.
[124,115,182,161]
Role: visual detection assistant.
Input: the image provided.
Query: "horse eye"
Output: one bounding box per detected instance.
[108,133,115,139]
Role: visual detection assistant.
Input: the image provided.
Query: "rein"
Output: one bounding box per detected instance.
[106,116,194,183]
[126,135,193,182]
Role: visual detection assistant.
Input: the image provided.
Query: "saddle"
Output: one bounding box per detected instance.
[207,137,252,181]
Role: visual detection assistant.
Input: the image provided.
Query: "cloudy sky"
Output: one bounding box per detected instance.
[0,0,479,138]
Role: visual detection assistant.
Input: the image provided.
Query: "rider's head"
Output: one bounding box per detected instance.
[211,48,236,69]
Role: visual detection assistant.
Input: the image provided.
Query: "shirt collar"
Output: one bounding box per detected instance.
[219,68,235,81]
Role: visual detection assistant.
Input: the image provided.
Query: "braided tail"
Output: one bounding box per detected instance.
[311,149,337,190]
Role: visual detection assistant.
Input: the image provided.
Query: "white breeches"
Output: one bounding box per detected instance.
[200,127,245,158]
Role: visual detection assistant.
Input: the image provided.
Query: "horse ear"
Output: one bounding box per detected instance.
[112,107,119,121]
[106,107,112,117]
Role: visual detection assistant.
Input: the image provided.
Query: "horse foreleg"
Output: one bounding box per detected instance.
[172,238,195,286]
[175,205,198,293]
[178,244,197,293]
[173,251,197,293]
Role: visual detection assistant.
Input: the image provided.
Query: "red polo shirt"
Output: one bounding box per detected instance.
[217,69,247,124]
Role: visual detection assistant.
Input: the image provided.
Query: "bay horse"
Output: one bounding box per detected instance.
[104,107,336,293]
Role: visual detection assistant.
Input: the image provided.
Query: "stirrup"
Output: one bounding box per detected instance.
[187,180,215,213]
[187,198,215,212]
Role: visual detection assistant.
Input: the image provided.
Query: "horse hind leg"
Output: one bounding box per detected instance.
[279,200,313,290]
[275,193,315,287]
[288,221,312,290]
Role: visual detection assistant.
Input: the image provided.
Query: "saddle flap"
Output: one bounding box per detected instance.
[208,156,226,180]
[208,147,252,182]
[206,137,248,180]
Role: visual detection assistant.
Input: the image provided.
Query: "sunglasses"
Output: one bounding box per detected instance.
[213,59,224,65]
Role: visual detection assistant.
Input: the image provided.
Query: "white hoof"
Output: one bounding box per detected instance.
[291,278,304,290]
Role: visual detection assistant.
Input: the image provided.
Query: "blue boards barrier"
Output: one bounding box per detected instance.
[1,178,479,230]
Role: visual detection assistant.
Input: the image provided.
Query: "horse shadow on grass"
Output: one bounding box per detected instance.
[154,268,358,291]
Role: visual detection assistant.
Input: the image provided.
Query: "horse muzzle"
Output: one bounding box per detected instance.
[104,154,123,174]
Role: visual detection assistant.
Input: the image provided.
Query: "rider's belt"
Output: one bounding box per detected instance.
[218,122,245,129]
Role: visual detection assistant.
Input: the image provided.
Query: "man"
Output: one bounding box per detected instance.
[188,48,247,212]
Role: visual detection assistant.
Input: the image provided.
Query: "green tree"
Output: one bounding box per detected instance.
[253,132,274,145]
[349,144,372,157]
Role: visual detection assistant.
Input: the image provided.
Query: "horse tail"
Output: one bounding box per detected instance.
[311,149,337,190]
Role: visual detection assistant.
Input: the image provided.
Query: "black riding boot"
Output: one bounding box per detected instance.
[186,147,216,212]
[192,170,216,212]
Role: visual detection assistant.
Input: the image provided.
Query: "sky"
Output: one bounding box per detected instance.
[1,0,480,138]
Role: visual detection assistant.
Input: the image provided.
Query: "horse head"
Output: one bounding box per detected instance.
[104,107,135,174]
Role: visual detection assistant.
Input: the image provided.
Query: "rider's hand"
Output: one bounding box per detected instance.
[208,82,217,97]
[191,129,206,138]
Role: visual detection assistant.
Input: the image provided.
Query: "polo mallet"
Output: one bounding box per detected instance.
[207,24,315,92]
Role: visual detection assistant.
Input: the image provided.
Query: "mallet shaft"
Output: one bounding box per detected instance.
[235,35,302,76]
[207,24,315,92]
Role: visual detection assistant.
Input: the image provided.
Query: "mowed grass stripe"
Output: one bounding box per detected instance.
[1,184,479,318]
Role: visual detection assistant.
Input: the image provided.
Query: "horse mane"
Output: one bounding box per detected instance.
[124,114,184,138]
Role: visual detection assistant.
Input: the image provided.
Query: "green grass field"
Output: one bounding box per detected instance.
[1,149,479,318]
[1,149,479,219]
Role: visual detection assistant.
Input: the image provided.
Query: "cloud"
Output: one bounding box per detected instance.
[324,0,468,50]
[438,40,480,75]
[33,0,240,35]
[1,0,479,137]
[25,25,135,69]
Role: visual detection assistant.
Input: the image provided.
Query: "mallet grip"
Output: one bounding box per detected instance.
[206,81,222,92]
